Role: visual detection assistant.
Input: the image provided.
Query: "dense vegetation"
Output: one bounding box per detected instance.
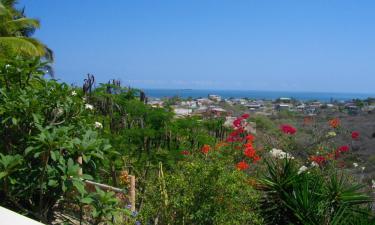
[1,1,374,224]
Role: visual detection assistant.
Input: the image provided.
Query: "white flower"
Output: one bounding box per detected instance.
[270,148,283,157]
[5,64,10,69]
[353,163,358,168]
[270,148,294,160]
[71,90,77,96]
[311,161,319,167]
[372,180,375,189]
[361,167,365,172]
[82,97,86,102]
[94,122,103,129]
[298,165,308,174]
[85,103,94,110]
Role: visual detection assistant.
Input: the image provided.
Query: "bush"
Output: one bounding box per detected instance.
[140,158,263,225]
[258,158,373,225]
[0,58,113,223]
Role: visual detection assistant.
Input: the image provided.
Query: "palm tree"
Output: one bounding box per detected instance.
[0,0,53,61]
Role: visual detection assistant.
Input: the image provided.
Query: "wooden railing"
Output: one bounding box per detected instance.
[77,156,136,211]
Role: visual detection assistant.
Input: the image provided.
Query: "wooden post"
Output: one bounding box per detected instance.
[77,156,83,176]
[129,175,136,212]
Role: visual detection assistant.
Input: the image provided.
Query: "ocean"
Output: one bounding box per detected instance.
[144,89,375,102]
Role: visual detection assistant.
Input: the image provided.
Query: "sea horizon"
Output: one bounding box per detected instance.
[143,88,375,102]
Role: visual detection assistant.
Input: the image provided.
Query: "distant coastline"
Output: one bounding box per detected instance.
[143,89,375,102]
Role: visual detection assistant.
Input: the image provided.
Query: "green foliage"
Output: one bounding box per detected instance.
[258,159,373,225]
[0,0,53,60]
[89,187,122,225]
[250,115,276,132]
[0,57,112,223]
[140,159,263,225]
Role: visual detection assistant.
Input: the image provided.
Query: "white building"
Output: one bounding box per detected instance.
[208,94,222,102]
[173,108,192,117]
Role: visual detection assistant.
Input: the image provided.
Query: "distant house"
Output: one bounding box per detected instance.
[310,101,322,108]
[173,108,192,117]
[180,100,198,108]
[210,107,227,116]
[147,99,164,108]
[296,104,306,111]
[277,97,292,104]
[304,106,318,115]
[208,94,222,102]
[192,106,208,115]
[232,98,248,105]
[245,101,263,110]
[193,106,229,118]
[196,98,213,106]
[275,104,291,111]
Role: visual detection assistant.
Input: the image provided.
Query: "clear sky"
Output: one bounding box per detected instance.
[19,0,375,93]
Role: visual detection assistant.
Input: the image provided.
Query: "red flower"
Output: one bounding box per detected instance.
[243,142,253,148]
[226,137,235,142]
[245,134,255,142]
[310,155,326,165]
[226,127,245,143]
[253,155,261,163]
[233,118,242,128]
[201,144,211,154]
[280,124,297,135]
[338,145,349,153]
[244,146,256,158]
[236,161,249,170]
[180,150,190,155]
[351,131,360,140]
[228,131,238,138]
[329,118,340,128]
[241,114,250,119]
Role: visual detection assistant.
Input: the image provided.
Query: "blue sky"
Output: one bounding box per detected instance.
[20,0,375,93]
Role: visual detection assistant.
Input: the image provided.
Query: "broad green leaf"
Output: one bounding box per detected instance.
[11,117,17,125]
[50,151,57,161]
[0,171,8,179]
[24,146,34,155]
[48,179,58,187]
[73,180,86,195]
[80,197,93,204]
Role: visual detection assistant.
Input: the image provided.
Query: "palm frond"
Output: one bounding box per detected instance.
[0,36,46,57]
[6,17,40,34]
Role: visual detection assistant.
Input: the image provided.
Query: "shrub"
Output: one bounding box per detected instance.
[140,159,263,225]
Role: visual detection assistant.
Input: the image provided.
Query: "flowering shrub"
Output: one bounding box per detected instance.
[236,160,250,170]
[201,144,211,154]
[352,131,360,140]
[0,58,116,223]
[280,124,297,135]
[329,118,341,128]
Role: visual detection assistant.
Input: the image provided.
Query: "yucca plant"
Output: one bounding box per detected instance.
[257,158,374,225]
